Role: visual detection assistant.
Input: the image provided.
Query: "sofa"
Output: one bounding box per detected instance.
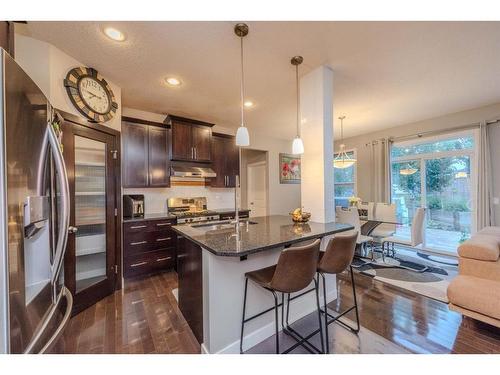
[447,226,500,328]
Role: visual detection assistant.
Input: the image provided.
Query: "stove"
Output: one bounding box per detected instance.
[167,197,220,224]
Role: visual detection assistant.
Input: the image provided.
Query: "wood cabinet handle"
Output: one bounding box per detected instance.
[156,237,172,242]
[130,225,147,229]
[130,241,147,246]
[130,261,148,267]
[156,223,171,227]
[156,256,172,262]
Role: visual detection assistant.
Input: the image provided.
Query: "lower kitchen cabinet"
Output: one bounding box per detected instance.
[219,210,250,220]
[123,217,177,278]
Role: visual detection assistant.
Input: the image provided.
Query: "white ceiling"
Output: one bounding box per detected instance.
[24,21,500,140]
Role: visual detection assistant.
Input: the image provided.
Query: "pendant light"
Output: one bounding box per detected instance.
[291,56,304,155]
[234,23,250,146]
[333,116,357,169]
[400,165,418,175]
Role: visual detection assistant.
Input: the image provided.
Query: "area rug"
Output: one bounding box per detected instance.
[352,248,457,303]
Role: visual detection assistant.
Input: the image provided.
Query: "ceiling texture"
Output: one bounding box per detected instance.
[24,21,500,140]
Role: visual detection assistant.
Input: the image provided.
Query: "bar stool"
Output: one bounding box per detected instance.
[240,239,324,354]
[317,232,360,353]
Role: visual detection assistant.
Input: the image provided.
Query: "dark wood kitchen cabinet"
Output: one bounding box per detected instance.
[123,217,177,278]
[121,117,170,188]
[148,126,170,186]
[0,22,15,58]
[211,133,240,187]
[166,115,213,163]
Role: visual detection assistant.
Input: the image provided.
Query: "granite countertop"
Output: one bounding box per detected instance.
[171,215,354,257]
[123,208,251,223]
[123,213,177,223]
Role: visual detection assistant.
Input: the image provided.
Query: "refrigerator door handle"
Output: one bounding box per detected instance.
[23,286,73,354]
[47,123,70,287]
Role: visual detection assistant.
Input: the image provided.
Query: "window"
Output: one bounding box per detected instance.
[334,150,357,208]
[390,131,476,255]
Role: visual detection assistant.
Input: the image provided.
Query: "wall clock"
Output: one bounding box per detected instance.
[64,67,118,122]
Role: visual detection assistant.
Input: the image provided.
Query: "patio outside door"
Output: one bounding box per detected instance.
[390,130,477,255]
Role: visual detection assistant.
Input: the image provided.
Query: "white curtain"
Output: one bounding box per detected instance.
[369,138,391,203]
[477,121,494,229]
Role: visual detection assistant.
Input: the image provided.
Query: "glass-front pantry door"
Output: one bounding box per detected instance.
[62,120,117,312]
[390,131,476,255]
[74,135,109,292]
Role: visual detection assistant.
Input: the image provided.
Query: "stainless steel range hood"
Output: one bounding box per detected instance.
[171,165,216,178]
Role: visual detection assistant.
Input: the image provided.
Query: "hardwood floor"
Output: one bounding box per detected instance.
[57,269,500,354]
[248,271,500,354]
[58,271,200,354]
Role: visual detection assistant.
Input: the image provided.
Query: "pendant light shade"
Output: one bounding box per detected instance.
[235,23,250,147]
[292,136,304,154]
[236,126,250,147]
[291,56,304,155]
[333,116,357,169]
[400,167,418,175]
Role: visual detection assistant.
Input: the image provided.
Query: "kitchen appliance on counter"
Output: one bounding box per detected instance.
[0,50,72,353]
[167,197,220,224]
[123,194,145,218]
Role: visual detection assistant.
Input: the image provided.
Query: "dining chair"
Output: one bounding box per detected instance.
[371,203,397,240]
[381,207,426,262]
[336,207,373,257]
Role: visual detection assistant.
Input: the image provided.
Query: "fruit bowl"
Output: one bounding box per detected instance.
[289,209,311,223]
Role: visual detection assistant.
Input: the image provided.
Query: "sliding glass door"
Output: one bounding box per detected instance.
[390,131,476,255]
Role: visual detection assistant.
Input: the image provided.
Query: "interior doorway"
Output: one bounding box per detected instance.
[240,149,268,217]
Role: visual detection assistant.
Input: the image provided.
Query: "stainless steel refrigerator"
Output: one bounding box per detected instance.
[0,49,73,353]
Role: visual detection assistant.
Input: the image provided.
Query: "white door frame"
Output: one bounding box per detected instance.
[247,160,268,217]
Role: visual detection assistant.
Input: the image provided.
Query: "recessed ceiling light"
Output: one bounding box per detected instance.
[244,100,254,108]
[104,27,125,42]
[165,77,182,87]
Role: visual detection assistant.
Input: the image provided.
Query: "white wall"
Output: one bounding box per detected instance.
[15,34,122,132]
[337,102,500,202]
[122,107,301,215]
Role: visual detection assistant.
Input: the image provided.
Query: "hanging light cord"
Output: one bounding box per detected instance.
[240,36,245,127]
[340,117,345,161]
[296,63,300,138]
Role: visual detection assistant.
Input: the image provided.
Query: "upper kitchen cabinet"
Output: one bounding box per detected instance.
[166,115,213,163]
[211,133,240,188]
[122,117,170,188]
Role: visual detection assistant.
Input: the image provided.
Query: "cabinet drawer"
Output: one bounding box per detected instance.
[124,230,175,255]
[123,221,153,234]
[150,219,175,231]
[219,212,250,220]
[124,249,175,278]
[124,218,175,234]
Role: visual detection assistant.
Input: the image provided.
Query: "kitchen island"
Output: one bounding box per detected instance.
[172,215,353,354]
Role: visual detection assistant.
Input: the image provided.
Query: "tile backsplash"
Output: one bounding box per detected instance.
[122,186,236,214]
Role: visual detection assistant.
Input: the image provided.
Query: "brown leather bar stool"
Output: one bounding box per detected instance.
[317,232,360,353]
[240,238,324,354]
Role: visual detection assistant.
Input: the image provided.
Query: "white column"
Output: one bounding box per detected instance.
[300,66,335,223]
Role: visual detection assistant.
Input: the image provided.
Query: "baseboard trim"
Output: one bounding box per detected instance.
[202,289,337,354]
